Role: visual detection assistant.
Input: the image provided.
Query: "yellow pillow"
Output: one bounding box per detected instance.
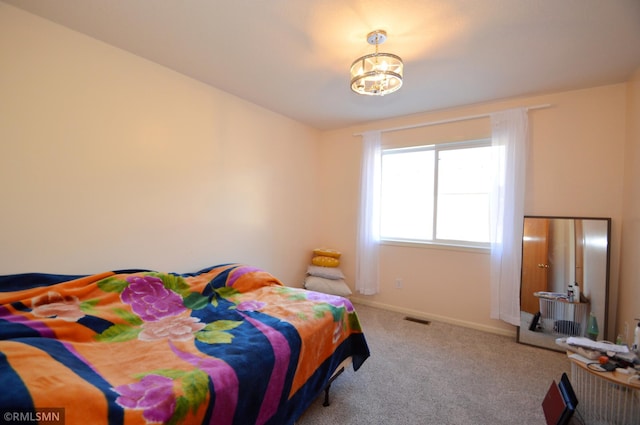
[311,256,340,267]
[312,248,341,259]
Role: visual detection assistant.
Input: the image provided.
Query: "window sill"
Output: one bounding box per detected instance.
[380,239,491,254]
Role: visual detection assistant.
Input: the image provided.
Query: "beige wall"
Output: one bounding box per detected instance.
[319,85,628,336]
[0,4,321,285]
[619,68,640,341]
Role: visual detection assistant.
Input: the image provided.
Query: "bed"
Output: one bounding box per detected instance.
[0,263,370,425]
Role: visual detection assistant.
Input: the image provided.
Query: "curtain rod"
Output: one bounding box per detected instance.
[353,104,552,136]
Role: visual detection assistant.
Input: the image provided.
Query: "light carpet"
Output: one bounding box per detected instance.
[297,303,569,425]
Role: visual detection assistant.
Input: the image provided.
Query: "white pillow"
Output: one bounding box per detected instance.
[306,265,345,280]
[304,276,352,297]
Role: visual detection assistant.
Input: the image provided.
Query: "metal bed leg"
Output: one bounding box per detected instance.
[322,367,345,407]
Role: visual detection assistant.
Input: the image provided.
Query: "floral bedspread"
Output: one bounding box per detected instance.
[0,264,369,425]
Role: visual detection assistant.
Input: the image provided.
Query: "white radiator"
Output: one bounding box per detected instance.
[539,298,589,336]
[571,361,640,425]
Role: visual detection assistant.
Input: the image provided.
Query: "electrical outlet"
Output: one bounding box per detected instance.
[395,278,403,289]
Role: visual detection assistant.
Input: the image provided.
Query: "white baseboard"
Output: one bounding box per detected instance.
[351,296,517,338]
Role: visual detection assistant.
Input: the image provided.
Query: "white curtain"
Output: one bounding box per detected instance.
[355,131,381,295]
[489,108,529,326]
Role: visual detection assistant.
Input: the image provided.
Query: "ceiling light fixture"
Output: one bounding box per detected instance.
[350,30,403,96]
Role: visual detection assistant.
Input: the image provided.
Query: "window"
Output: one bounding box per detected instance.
[380,139,492,247]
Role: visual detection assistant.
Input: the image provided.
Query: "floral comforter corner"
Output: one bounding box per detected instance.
[0,264,370,425]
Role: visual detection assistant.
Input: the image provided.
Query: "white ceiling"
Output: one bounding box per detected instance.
[4,0,640,130]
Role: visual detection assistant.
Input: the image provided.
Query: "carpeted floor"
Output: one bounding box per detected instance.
[297,303,570,425]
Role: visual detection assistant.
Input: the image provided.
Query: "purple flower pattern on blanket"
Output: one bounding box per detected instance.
[302,290,355,342]
[96,272,246,424]
[236,300,266,312]
[113,374,177,423]
[89,269,363,425]
[305,291,354,312]
[121,275,186,321]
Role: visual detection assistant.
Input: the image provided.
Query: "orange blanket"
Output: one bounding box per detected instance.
[0,264,369,425]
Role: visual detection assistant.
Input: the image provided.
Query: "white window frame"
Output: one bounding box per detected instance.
[380,138,492,250]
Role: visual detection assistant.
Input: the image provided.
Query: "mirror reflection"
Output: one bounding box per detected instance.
[518,216,610,351]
